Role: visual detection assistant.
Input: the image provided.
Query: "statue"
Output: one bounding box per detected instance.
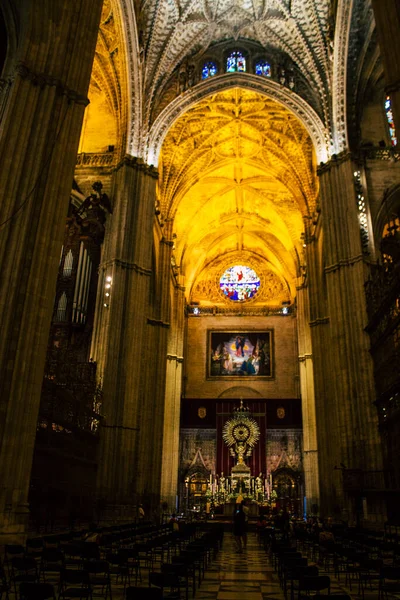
[219,472,226,492]
[77,181,113,217]
[256,472,263,492]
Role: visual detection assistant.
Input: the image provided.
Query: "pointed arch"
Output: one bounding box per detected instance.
[331,0,354,153]
[146,73,330,166]
[118,0,143,156]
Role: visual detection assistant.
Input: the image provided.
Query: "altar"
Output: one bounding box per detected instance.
[231,456,250,483]
[211,401,268,506]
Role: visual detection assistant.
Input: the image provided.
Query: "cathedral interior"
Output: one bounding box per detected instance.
[0,0,400,544]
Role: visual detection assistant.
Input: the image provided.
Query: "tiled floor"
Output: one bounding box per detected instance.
[98,530,381,599]
[194,533,286,600]
[192,531,362,600]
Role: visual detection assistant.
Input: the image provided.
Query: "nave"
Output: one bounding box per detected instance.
[191,531,354,600]
[4,518,400,600]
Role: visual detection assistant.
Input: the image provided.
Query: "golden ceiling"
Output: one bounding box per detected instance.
[158,88,318,305]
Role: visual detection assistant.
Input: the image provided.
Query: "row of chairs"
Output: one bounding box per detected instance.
[295,523,400,566]
[295,524,400,599]
[17,582,163,600]
[271,539,351,600]
[267,523,400,599]
[2,523,223,600]
[122,526,224,600]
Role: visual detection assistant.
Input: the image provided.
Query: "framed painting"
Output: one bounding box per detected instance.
[208,330,273,379]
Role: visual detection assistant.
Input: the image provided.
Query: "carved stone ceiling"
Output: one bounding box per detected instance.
[140,0,332,126]
[159,88,318,302]
[78,0,126,156]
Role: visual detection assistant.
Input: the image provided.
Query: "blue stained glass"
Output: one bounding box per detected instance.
[255,61,271,77]
[226,52,246,73]
[385,96,398,146]
[220,265,260,301]
[202,61,218,80]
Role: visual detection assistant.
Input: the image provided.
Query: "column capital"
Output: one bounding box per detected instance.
[147,318,170,328]
[99,258,152,276]
[115,155,159,178]
[166,354,184,363]
[317,151,354,175]
[15,62,89,106]
[309,317,330,328]
[324,254,364,274]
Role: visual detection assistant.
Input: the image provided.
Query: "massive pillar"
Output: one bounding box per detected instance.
[91,158,168,520]
[314,154,383,521]
[160,282,185,511]
[0,0,103,542]
[136,223,173,515]
[296,280,320,515]
[371,0,400,130]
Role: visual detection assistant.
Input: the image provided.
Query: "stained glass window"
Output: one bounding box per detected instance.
[220,265,260,301]
[202,62,218,79]
[255,61,271,77]
[385,96,397,146]
[226,52,246,73]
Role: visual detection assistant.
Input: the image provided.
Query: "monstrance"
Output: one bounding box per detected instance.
[222,399,260,465]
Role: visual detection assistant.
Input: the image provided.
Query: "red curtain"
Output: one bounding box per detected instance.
[216,400,266,477]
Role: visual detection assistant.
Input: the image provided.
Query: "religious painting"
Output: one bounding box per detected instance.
[208,330,273,378]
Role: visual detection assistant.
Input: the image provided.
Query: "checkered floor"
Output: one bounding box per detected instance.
[191,532,363,600]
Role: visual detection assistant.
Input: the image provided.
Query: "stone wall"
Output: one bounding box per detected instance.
[184,314,299,399]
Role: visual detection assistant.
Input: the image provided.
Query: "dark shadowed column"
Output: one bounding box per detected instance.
[371,0,400,133]
[0,0,103,542]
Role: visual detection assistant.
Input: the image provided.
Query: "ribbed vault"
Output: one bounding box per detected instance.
[158,88,318,304]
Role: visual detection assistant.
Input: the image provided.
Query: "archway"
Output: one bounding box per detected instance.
[158,87,317,514]
[148,74,329,166]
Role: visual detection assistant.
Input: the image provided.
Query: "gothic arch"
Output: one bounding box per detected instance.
[331,0,354,153]
[146,73,330,167]
[118,0,142,157]
[375,184,400,241]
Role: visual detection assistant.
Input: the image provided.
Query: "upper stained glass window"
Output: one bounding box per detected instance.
[255,61,271,77]
[226,52,246,73]
[385,96,398,146]
[220,265,260,301]
[202,62,218,79]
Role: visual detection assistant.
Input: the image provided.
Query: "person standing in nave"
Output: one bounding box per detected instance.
[233,503,246,553]
[138,503,145,520]
[241,500,249,549]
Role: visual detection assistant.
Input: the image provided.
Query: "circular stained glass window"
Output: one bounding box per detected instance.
[220,265,260,301]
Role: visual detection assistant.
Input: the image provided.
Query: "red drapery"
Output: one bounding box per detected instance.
[216,400,266,477]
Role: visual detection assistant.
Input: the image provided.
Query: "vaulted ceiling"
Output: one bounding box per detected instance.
[77,0,378,307]
[141,0,332,128]
[159,88,318,303]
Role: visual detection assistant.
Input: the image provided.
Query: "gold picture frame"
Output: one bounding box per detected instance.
[208,330,273,379]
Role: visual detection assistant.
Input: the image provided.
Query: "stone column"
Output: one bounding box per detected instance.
[135,223,173,516]
[0,0,103,542]
[91,158,163,520]
[296,281,320,515]
[371,0,400,131]
[306,216,341,517]
[316,154,383,521]
[160,284,186,511]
